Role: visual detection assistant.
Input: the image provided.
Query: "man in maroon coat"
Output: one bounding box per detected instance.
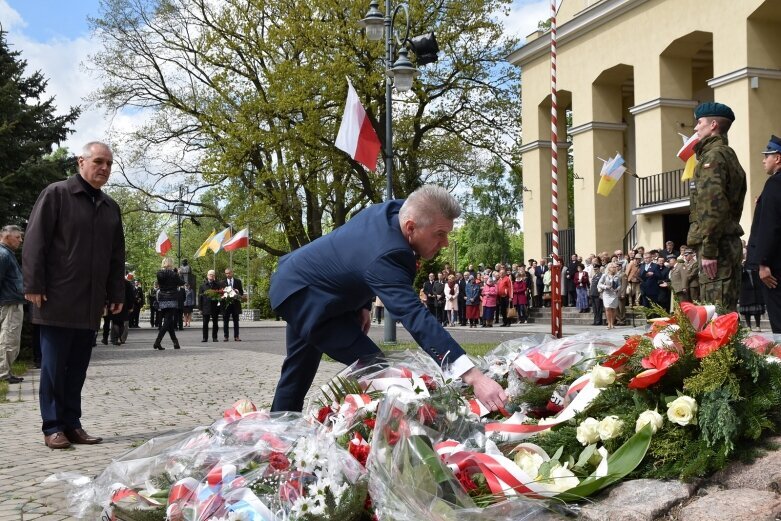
[23,142,126,449]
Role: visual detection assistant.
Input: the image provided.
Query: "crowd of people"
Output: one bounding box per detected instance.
[405,240,767,332]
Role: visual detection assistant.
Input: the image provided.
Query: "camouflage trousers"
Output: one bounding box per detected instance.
[690,235,742,312]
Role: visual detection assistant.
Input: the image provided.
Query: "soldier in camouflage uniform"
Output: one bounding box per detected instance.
[686,102,747,311]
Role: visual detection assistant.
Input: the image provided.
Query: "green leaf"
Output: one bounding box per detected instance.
[555,423,653,501]
[574,444,597,469]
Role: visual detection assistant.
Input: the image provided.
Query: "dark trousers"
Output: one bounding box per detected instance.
[130,307,141,327]
[458,299,466,325]
[223,307,240,339]
[763,285,781,334]
[568,288,577,307]
[271,311,382,413]
[515,303,527,323]
[102,316,122,344]
[203,313,219,340]
[32,323,41,366]
[150,307,159,327]
[155,308,178,346]
[177,309,184,330]
[499,296,510,325]
[591,296,604,325]
[374,307,384,324]
[39,326,94,435]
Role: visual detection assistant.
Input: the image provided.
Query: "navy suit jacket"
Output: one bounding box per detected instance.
[269,200,466,365]
[639,263,662,297]
[747,172,781,271]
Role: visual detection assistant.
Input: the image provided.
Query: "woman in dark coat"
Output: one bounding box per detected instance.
[154,257,183,350]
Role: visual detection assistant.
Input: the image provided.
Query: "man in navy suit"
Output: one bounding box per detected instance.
[639,252,662,307]
[269,185,507,412]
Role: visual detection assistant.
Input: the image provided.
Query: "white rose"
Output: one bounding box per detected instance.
[667,396,698,426]
[546,463,580,493]
[635,409,664,434]
[590,365,617,388]
[576,417,600,446]
[597,415,624,441]
[513,449,545,480]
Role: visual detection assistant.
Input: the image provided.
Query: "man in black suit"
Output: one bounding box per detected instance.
[457,271,467,325]
[131,281,143,328]
[221,268,244,341]
[422,273,437,318]
[433,272,446,326]
[567,254,579,307]
[747,134,781,340]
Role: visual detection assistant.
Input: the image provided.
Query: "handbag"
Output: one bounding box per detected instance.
[507,307,518,319]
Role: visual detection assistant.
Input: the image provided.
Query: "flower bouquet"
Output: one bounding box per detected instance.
[204,287,245,305]
[53,401,368,521]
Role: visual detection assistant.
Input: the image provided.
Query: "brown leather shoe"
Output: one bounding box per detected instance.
[44,432,72,449]
[234,337,241,342]
[64,428,103,445]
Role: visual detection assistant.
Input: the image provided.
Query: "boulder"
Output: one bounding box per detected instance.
[579,479,696,521]
[679,488,781,521]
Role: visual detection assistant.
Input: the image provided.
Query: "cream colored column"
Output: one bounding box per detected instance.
[570,123,627,255]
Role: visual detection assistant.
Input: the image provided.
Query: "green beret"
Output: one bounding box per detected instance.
[694,102,735,122]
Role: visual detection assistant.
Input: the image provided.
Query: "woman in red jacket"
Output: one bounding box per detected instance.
[481,277,498,328]
[511,270,528,324]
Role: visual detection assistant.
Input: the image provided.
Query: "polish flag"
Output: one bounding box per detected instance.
[223,228,249,251]
[677,133,699,161]
[335,79,381,171]
[155,231,172,256]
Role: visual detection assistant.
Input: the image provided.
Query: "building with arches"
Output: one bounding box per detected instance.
[510,0,781,261]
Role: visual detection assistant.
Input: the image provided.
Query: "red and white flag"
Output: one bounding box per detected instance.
[223,227,249,251]
[335,79,381,171]
[155,230,172,256]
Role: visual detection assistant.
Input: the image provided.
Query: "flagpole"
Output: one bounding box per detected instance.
[246,227,251,302]
[550,0,563,339]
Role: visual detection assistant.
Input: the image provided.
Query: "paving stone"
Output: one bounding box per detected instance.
[679,488,781,521]
[579,479,696,521]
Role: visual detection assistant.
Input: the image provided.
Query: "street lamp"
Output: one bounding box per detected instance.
[359,0,438,344]
[173,187,185,267]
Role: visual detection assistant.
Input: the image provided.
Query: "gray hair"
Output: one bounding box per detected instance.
[80,141,112,158]
[0,225,22,238]
[399,185,461,228]
[161,257,174,269]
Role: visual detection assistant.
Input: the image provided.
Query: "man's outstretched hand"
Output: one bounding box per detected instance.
[461,366,507,411]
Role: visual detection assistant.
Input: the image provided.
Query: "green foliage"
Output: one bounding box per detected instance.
[683,345,740,397]
[0,31,79,225]
[90,0,521,257]
[698,386,740,454]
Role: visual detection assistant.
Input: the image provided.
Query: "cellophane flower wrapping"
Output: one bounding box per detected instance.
[367,393,554,521]
[53,410,368,520]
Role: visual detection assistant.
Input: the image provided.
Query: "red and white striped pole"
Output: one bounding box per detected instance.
[550,0,562,338]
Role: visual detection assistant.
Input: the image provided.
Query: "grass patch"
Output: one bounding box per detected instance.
[0,360,29,402]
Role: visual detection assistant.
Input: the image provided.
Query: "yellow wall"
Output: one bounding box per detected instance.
[515,0,779,260]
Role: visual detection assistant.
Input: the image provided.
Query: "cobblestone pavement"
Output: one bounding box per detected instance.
[0,319,630,520]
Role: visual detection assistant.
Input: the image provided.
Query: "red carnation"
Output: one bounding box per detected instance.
[316,405,332,424]
[456,470,479,492]
[417,403,438,424]
[363,417,376,429]
[269,451,290,471]
[349,439,371,467]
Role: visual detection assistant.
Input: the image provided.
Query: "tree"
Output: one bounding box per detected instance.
[89,0,520,256]
[0,32,80,225]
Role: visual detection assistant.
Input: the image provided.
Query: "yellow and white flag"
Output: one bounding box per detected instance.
[596,154,626,197]
[195,230,216,258]
[208,227,232,253]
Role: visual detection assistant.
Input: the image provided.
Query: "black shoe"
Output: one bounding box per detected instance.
[213,338,218,342]
[224,338,229,342]
[173,344,180,350]
[101,338,108,345]
[4,375,23,384]
[202,339,208,342]
[153,344,165,350]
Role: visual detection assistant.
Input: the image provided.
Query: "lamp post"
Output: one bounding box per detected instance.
[360,0,438,345]
[173,187,185,267]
